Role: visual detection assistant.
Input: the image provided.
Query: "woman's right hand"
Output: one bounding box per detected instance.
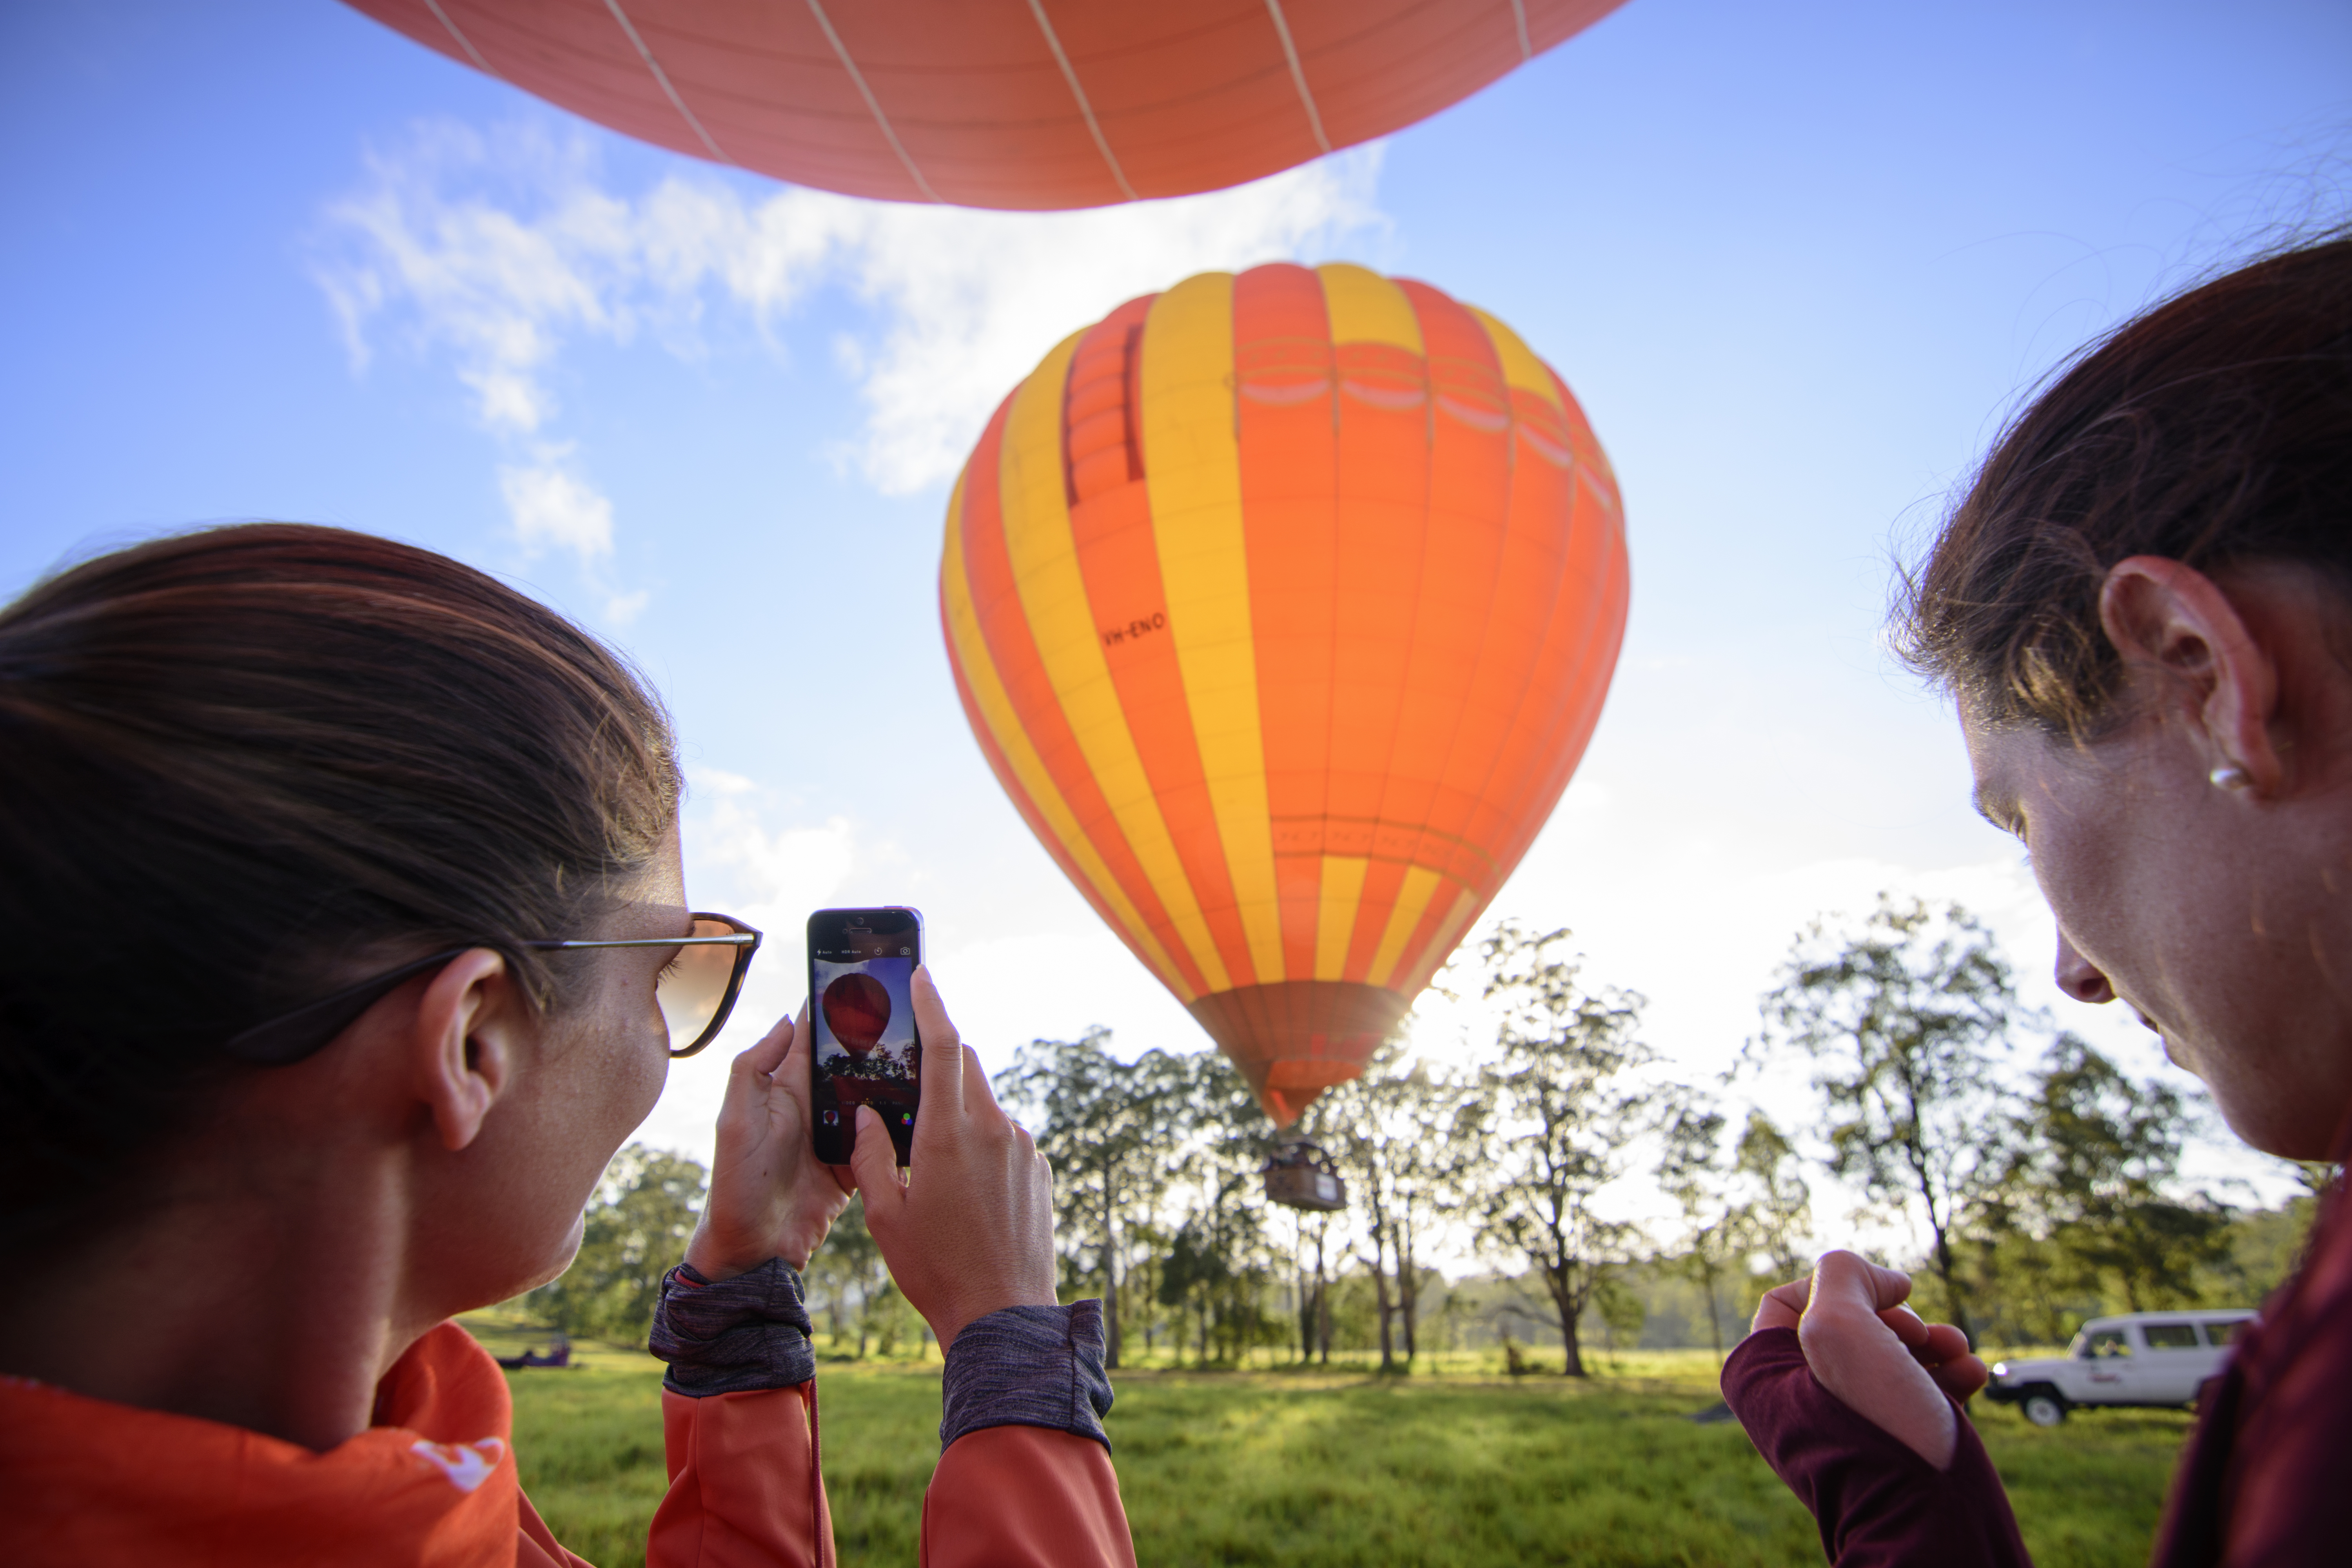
[1754,1251,1988,1470]
[848,966,1059,1352]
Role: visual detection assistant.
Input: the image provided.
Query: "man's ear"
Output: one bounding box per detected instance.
[411,948,530,1152]
[2099,555,2282,793]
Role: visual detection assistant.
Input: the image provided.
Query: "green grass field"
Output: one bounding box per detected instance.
[465,1318,2189,1568]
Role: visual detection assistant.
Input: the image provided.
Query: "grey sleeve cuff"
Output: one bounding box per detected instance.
[939,1299,1115,1453]
[648,1257,818,1398]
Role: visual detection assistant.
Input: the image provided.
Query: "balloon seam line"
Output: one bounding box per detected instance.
[1511,0,1533,60]
[804,0,944,203]
[421,0,499,78]
[601,0,732,165]
[1024,0,1140,202]
[1262,0,1334,155]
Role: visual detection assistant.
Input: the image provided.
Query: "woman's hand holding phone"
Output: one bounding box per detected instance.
[849,967,1058,1352]
[1751,1250,1988,1470]
[684,1004,857,1278]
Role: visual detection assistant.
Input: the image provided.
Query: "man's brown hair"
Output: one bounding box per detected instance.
[1895,233,2352,735]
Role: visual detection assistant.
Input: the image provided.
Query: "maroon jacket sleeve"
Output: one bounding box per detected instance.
[1721,1328,2032,1568]
[2152,1180,2352,1567]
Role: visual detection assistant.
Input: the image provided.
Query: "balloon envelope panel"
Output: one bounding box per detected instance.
[341,0,1628,211]
[940,263,1628,1123]
[822,971,891,1053]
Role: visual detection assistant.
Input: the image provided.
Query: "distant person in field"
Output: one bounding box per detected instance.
[1726,232,2351,1565]
[0,526,1134,1566]
[496,1334,571,1372]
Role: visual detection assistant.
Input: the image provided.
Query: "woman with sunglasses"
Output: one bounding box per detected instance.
[1723,234,2351,1564]
[0,525,1134,1566]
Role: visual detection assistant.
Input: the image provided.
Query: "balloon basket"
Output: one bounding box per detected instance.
[1262,1139,1346,1212]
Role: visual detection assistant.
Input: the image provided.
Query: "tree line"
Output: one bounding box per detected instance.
[530,895,2321,1367]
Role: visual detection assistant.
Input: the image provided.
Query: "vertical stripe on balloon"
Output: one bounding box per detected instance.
[938,425,1199,1000]
[1313,263,1431,981]
[1140,272,1286,988]
[1233,262,1340,986]
[997,329,1235,994]
[1062,307,1257,995]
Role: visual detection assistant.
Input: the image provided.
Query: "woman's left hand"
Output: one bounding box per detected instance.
[683,1005,855,1277]
[1753,1251,1988,1470]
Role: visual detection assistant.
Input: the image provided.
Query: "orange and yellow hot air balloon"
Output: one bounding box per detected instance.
[940,263,1628,1124]
[341,1,1626,211]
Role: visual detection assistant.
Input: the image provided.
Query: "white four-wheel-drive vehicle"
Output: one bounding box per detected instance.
[1984,1310,2256,1426]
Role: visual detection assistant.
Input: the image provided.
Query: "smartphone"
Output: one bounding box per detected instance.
[807,906,924,1166]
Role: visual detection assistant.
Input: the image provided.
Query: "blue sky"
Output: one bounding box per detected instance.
[6,1,2347,1223]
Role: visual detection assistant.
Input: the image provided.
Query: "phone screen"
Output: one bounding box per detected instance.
[807,907,922,1166]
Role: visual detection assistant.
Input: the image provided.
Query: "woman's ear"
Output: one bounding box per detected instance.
[410,948,529,1152]
[2099,555,2282,792]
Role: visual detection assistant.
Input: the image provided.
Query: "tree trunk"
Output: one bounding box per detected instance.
[1701,1253,1724,1365]
[1928,1222,1975,1347]
[1314,1222,1332,1363]
[1907,1125,1976,1349]
[1554,1277,1587,1377]
[1364,1232,1392,1363]
[1102,1163,1122,1369]
[1397,1219,1419,1365]
[1298,1248,1316,1365]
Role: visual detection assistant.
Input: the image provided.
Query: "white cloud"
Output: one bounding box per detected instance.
[492,446,637,621]
[318,123,633,437]
[313,119,1389,505]
[807,158,1387,491]
[499,457,614,560]
[636,779,866,1165]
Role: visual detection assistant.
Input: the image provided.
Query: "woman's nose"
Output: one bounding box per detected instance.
[2055,926,2116,1004]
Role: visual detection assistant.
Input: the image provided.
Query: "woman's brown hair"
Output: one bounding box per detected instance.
[0,524,679,1250]
[1895,232,2352,734]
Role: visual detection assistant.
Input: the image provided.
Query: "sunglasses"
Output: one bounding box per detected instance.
[221,914,762,1067]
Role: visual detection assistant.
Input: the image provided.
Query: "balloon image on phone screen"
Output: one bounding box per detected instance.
[807,907,922,1166]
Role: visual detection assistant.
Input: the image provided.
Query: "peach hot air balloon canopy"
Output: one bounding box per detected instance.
[940,262,1629,1125]
[341,0,1627,211]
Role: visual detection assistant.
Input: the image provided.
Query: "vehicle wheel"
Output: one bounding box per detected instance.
[2022,1392,2067,1428]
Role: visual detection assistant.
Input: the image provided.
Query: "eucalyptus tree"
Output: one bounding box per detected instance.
[1732,1109,1815,1281]
[532,1143,705,1344]
[1327,1048,1468,1363]
[1156,1161,1281,1363]
[1753,895,2021,1344]
[2005,1033,2233,1314]
[996,1029,1180,1367]
[802,1195,913,1357]
[1157,1046,1285,1362]
[1318,1068,1406,1370]
[1464,922,1670,1376]
[1660,1103,1746,1363]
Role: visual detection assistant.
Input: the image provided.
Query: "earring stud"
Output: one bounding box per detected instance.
[2209,764,2251,791]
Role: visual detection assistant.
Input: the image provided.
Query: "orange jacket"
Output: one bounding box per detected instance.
[0,1321,1135,1568]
